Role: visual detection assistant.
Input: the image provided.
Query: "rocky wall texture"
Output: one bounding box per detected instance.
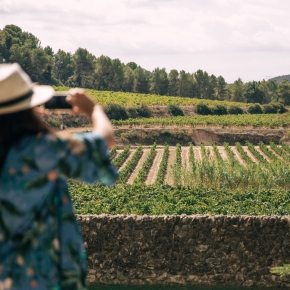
[77,214,290,288]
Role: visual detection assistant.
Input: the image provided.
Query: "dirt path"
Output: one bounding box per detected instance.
[127,149,149,184]
[255,146,271,162]
[230,146,246,165]
[182,147,190,169]
[164,147,176,186]
[194,147,202,161]
[146,148,164,185]
[242,147,258,163]
[217,146,228,161]
[118,149,136,171]
[205,146,216,162]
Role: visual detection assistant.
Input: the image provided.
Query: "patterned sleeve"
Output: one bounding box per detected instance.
[55,132,118,186]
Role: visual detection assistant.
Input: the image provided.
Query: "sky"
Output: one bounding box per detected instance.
[0,0,290,83]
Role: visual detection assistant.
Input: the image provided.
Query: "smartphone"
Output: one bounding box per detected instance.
[44,93,72,109]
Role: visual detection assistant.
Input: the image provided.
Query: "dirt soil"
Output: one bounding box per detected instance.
[145,149,164,185]
[127,149,149,184]
[63,125,288,147]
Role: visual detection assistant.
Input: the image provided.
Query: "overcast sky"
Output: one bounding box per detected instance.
[1,0,290,83]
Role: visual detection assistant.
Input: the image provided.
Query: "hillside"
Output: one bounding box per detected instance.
[270,74,290,83]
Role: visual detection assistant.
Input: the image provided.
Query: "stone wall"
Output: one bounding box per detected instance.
[77,214,290,288]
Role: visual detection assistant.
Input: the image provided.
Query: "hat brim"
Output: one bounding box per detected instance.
[0,86,55,115]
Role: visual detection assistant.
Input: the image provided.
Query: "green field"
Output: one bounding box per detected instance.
[111,113,290,127]
[70,183,290,216]
[54,86,247,107]
[71,141,290,216]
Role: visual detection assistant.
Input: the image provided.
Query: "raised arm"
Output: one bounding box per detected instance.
[66,88,115,148]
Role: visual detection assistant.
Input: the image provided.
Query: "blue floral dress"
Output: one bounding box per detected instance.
[0,132,118,290]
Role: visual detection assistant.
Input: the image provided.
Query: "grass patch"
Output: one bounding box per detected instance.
[70,182,290,216]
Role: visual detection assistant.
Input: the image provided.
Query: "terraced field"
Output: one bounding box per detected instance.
[111,141,290,189]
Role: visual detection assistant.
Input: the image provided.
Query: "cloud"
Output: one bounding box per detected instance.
[0,0,290,81]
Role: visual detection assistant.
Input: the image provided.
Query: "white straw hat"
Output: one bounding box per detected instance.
[0,63,54,115]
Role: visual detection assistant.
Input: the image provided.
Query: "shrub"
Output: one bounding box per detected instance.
[127,107,139,118]
[137,103,151,118]
[247,103,263,114]
[195,102,212,115]
[273,102,288,114]
[263,103,278,114]
[167,104,184,116]
[211,105,228,115]
[103,103,128,120]
[161,131,172,137]
[228,105,244,115]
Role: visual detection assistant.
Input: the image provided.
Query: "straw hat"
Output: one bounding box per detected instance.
[0,63,54,115]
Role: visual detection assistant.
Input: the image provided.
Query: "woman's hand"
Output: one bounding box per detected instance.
[66,88,115,149]
[66,88,95,117]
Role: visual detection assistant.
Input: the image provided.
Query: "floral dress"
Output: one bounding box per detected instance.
[0,132,118,290]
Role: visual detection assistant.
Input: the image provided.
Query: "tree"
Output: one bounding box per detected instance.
[179,70,193,97]
[205,74,217,100]
[94,55,113,90]
[122,66,134,92]
[150,67,168,95]
[168,69,179,96]
[69,48,95,88]
[194,70,211,99]
[278,80,290,106]
[245,81,266,104]
[231,78,246,102]
[53,49,74,85]
[216,76,227,100]
[126,62,137,70]
[110,58,124,91]
[133,66,149,93]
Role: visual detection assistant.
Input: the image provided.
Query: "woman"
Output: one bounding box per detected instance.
[0,63,118,289]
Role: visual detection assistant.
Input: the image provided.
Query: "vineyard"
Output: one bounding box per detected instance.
[55,86,248,107]
[69,140,290,216]
[107,141,290,189]
[112,113,290,127]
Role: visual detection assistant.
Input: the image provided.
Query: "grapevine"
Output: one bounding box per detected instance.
[112,145,130,168]
[154,144,169,186]
[119,145,143,182]
[134,143,157,184]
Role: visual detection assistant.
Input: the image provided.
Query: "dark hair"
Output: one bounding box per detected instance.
[0,109,52,172]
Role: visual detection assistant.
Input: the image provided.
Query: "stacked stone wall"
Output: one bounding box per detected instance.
[77,214,290,288]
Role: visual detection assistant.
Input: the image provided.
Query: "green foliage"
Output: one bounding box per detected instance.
[228,105,244,115]
[69,181,290,216]
[195,103,212,115]
[246,141,267,164]
[46,118,61,128]
[167,104,184,116]
[126,107,139,118]
[134,143,157,184]
[3,24,290,106]
[111,113,290,128]
[119,145,143,182]
[137,103,151,118]
[271,264,290,277]
[235,142,253,165]
[103,103,129,121]
[154,144,169,186]
[262,102,287,114]
[247,103,263,114]
[211,104,228,115]
[112,145,130,168]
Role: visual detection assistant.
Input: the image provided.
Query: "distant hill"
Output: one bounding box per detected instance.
[270,75,290,83]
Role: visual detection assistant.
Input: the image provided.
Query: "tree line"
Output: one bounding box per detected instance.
[1,24,290,105]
